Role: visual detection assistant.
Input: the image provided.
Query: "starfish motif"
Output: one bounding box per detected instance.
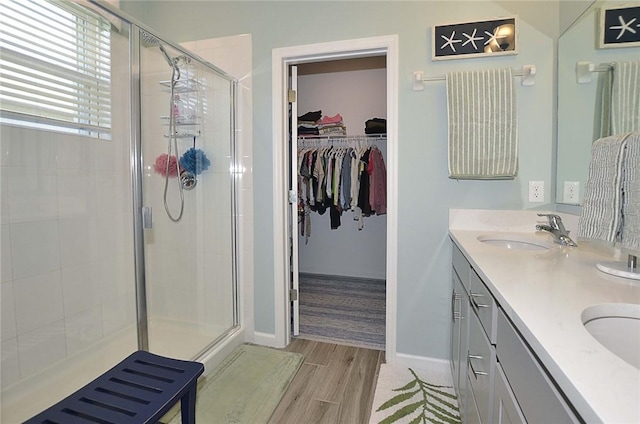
[440,31,462,52]
[484,27,507,46]
[609,15,637,39]
[462,28,483,50]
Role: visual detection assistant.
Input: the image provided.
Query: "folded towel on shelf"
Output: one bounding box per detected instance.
[621,132,640,254]
[365,118,386,134]
[577,133,630,244]
[298,110,322,122]
[611,62,640,134]
[318,125,346,136]
[318,114,343,125]
[446,68,517,179]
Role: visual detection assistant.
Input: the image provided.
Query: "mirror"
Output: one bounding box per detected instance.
[556,0,640,205]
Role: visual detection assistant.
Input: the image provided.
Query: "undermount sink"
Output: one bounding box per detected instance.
[477,234,551,251]
[582,304,640,370]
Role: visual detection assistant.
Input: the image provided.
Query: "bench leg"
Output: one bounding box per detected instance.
[181,385,198,424]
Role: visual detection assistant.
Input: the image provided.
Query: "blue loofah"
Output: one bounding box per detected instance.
[179,148,211,175]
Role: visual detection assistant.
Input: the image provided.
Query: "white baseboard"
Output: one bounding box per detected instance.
[197,328,245,375]
[394,352,452,376]
[252,331,281,347]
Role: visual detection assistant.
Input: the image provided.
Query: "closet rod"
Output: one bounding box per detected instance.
[412,64,536,90]
[297,135,385,149]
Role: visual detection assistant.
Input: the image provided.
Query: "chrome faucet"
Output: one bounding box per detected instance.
[536,213,578,247]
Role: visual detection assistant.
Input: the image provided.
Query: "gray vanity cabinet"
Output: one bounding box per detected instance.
[451,244,470,419]
[496,309,580,423]
[466,270,496,424]
[451,243,496,424]
[450,239,581,424]
[493,363,526,424]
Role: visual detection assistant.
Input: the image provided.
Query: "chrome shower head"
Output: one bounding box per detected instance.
[140,30,177,72]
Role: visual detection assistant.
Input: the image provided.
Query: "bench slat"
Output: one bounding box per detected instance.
[24,351,204,424]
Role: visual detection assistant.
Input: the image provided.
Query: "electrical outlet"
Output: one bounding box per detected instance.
[563,181,580,204]
[529,181,544,203]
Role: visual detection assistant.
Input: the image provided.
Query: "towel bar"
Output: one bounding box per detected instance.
[24,350,204,424]
[412,64,536,90]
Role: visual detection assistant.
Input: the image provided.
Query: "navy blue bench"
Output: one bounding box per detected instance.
[24,350,204,424]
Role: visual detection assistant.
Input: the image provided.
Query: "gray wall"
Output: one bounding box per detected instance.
[122,1,557,360]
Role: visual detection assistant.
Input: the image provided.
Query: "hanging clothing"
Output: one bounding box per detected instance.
[296,139,387,239]
[368,147,387,215]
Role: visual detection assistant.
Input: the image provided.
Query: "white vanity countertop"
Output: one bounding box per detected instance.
[449,209,640,424]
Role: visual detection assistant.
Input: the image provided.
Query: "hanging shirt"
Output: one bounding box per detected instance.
[368,147,387,215]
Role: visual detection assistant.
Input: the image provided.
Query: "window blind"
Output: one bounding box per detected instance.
[0,0,112,138]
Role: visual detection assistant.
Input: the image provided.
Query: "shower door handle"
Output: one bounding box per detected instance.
[142,206,153,229]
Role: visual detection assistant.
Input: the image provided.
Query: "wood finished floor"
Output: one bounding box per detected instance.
[268,338,384,424]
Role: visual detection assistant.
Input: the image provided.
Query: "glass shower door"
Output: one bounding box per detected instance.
[139,36,237,360]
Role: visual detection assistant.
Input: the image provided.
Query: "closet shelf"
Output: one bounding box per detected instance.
[297,134,386,141]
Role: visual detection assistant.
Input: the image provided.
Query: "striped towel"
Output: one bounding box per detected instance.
[577,133,630,244]
[599,66,613,138]
[611,61,640,135]
[446,68,517,179]
[621,132,640,254]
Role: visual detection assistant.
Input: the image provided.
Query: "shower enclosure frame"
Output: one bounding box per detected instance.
[90,0,241,358]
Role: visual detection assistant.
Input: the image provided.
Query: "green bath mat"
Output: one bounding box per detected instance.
[168,344,303,424]
[369,365,461,424]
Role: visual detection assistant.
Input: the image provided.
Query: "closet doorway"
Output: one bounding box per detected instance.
[272,35,399,363]
[293,58,387,350]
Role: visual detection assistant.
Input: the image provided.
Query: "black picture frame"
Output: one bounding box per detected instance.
[599,5,640,49]
[432,17,518,61]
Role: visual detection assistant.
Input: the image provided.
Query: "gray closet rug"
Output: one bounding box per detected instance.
[297,273,385,350]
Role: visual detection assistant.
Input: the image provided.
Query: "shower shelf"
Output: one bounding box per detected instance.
[161,116,201,126]
[159,78,202,93]
[164,131,201,139]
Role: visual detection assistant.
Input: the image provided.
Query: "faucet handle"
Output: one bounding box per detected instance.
[537,213,560,219]
[536,214,566,232]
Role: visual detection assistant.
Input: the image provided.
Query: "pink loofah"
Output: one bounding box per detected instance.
[153,154,179,177]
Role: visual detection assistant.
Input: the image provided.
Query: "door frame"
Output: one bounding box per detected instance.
[271,35,399,364]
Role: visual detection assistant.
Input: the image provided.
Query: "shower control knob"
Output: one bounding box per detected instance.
[181,171,197,190]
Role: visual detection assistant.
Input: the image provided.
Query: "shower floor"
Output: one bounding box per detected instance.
[1,319,228,423]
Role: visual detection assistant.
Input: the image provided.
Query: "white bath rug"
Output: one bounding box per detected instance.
[369,364,461,424]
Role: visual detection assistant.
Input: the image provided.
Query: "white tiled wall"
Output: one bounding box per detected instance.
[0,127,137,390]
[0,30,136,391]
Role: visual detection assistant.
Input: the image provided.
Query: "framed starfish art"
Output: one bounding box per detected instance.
[599,5,640,49]
[432,17,517,60]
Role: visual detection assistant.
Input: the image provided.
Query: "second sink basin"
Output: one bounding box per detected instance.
[477,234,551,251]
[582,303,640,370]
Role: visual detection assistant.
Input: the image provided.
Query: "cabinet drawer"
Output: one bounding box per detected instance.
[497,309,580,424]
[494,364,526,424]
[466,374,482,424]
[452,242,470,291]
[468,312,495,424]
[470,269,497,343]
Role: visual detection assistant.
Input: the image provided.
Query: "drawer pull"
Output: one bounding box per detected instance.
[451,290,461,322]
[468,355,488,377]
[470,292,490,309]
